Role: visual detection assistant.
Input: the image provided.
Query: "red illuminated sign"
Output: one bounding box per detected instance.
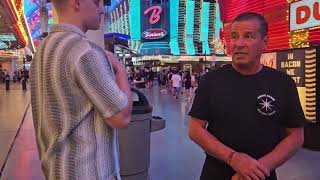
[142,29,167,40]
[296,2,320,25]
[144,6,162,25]
[290,0,320,31]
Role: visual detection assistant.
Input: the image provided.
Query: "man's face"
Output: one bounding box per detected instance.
[230,19,267,69]
[80,0,104,30]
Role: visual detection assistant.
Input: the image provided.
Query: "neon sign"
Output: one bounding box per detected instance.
[7,0,29,46]
[144,6,162,25]
[142,29,167,39]
[290,0,320,31]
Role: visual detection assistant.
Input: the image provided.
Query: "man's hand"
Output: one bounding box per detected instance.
[231,173,244,180]
[229,152,270,180]
[105,50,126,75]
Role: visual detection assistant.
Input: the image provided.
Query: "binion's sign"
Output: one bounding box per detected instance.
[142,29,167,40]
[290,0,320,31]
[144,6,162,25]
[142,5,167,40]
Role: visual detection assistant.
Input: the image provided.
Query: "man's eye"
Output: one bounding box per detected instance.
[245,34,255,39]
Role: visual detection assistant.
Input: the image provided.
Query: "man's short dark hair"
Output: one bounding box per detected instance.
[232,12,268,38]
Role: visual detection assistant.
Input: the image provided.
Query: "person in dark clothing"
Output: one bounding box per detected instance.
[159,70,167,91]
[146,68,154,89]
[1,70,6,83]
[133,72,146,89]
[5,73,10,90]
[13,71,17,83]
[167,70,173,94]
[22,73,27,91]
[184,71,192,99]
[188,12,305,180]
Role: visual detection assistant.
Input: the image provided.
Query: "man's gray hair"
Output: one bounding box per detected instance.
[232,12,268,38]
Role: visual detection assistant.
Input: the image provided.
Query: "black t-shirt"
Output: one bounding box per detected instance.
[189,65,306,180]
[135,75,146,88]
[185,75,192,88]
[147,71,154,80]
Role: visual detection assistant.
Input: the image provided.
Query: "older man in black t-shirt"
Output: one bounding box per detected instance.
[188,12,305,180]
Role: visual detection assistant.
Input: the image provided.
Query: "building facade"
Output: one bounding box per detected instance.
[106,0,222,56]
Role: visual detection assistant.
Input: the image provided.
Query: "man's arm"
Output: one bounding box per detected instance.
[105,51,133,128]
[75,50,131,129]
[189,117,270,180]
[258,128,304,171]
[189,117,234,162]
[256,77,305,172]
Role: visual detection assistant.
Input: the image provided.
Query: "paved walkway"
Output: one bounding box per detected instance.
[0,84,320,180]
[0,83,30,178]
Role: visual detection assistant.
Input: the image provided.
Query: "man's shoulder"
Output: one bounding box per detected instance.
[202,64,232,80]
[38,32,93,58]
[262,66,293,82]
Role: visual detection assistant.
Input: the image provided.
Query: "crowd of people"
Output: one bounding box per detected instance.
[0,68,29,90]
[0,68,29,83]
[129,66,212,100]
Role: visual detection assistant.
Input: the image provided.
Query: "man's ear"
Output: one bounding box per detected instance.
[263,36,268,49]
[70,0,81,11]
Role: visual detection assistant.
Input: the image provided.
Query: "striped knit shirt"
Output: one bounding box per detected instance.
[30,24,128,180]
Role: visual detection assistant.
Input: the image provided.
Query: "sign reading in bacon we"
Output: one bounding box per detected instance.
[142,29,167,40]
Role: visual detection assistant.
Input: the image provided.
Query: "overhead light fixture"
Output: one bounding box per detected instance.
[0,33,16,41]
[0,40,8,49]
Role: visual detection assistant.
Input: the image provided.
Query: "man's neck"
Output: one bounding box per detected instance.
[232,63,263,76]
[58,17,86,33]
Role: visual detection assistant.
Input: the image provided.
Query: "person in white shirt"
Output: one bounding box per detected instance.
[191,73,197,92]
[171,70,182,99]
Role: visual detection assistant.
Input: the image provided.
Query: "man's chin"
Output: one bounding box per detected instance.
[232,58,249,65]
[90,26,101,31]
[87,23,101,31]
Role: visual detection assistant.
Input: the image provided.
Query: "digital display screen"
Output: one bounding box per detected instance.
[24,1,53,46]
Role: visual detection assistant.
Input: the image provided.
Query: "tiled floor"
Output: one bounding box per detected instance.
[0,84,320,180]
[0,108,42,180]
[0,83,30,177]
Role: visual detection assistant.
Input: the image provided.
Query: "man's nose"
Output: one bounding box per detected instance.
[235,37,245,47]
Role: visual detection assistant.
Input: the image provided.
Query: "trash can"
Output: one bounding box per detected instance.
[119,88,166,180]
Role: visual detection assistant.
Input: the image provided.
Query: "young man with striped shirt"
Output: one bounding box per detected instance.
[30,0,132,179]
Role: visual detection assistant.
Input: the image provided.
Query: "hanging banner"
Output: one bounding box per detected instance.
[277,49,305,87]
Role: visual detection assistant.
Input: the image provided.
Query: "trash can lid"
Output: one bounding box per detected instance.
[131,87,153,114]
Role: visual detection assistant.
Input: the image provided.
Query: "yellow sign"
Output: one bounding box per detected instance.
[8,0,29,46]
